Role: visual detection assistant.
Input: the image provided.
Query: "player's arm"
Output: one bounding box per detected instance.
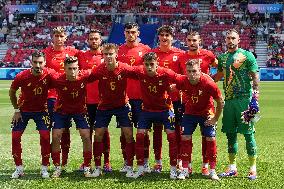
[125,65,140,80]
[212,71,224,82]
[169,74,184,92]
[250,71,259,92]
[88,64,102,82]
[249,71,260,101]
[205,97,224,126]
[211,58,218,68]
[247,51,260,96]
[205,81,224,126]
[9,87,22,124]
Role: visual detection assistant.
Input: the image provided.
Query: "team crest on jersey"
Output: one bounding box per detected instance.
[173,56,177,62]
[27,82,31,87]
[117,75,122,80]
[103,77,108,80]
[159,80,163,85]
[199,90,203,95]
[138,51,143,57]
[63,86,68,91]
[43,79,47,85]
[81,83,84,88]
[143,79,147,83]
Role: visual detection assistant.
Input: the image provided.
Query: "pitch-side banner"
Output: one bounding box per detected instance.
[5,5,38,14]
[248,4,283,14]
[1,68,284,81]
[0,68,25,80]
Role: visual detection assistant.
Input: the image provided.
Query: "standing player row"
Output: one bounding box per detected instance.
[9,24,259,181]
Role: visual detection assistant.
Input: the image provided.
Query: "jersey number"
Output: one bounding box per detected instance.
[191,96,199,103]
[130,57,136,66]
[110,82,116,91]
[42,115,50,125]
[33,87,43,95]
[71,91,79,98]
[148,85,157,93]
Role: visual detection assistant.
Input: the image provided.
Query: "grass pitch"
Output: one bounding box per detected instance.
[0,80,283,189]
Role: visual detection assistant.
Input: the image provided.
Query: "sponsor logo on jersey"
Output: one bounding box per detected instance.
[199,90,203,95]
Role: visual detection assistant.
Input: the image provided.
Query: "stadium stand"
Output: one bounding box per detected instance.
[0,0,283,67]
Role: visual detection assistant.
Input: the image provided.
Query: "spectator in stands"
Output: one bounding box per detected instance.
[22,58,31,68]
[8,11,14,28]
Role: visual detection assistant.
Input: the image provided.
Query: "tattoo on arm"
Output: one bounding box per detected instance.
[250,72,259,91]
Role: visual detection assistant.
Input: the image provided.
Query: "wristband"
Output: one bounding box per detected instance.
[14,109,20,113]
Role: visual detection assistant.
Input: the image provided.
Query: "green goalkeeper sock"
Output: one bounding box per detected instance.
[248,156,257,167]
[226,133,238,154]
[244,133,257,156]
[249,156,257,172]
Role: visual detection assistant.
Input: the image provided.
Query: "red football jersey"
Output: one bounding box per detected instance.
[179,49,216,75]
[11,68,54,112]
[92,62,135,110]
[118,43,150,100]
[151,47,184,102]
[43,46,80,99]
[78,50,103,104]
[50,70,92,114]
[175,73,222,116]
[133,66,178,112]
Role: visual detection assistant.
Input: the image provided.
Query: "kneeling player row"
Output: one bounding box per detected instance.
[10,46,223,180]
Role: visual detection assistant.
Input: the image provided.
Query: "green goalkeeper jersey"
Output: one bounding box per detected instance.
[217,48,258,100]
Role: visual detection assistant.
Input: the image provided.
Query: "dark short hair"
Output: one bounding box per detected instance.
[32,51,45,60]
[226,29,239,36]
[89,29,102,36]
[143,52,158,62]
[124,22,139,30]
[187,31,201,38]
[102,43,118,53]
[186,59,201,67]
[64,56,78,66]
[52,26,66,34]
[157,25,175,36]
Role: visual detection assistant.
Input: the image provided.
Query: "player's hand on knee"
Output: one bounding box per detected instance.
[205,116,217,127]
[12,112,22,125]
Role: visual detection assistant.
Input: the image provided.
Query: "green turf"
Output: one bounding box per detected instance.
[0,80,283,189]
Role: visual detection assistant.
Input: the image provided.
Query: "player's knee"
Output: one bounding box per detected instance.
[167,132,177,143]
[136,133,144,146]
[94,134,103,142]
[181,135,191,141]
[205,136,216,141]
[81,135,91,144]
[52,131,62,142]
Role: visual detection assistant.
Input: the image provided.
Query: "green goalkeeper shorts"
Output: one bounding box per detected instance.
[221,97,255,134]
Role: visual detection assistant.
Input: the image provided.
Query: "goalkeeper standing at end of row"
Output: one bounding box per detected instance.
[214,29,260,180]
